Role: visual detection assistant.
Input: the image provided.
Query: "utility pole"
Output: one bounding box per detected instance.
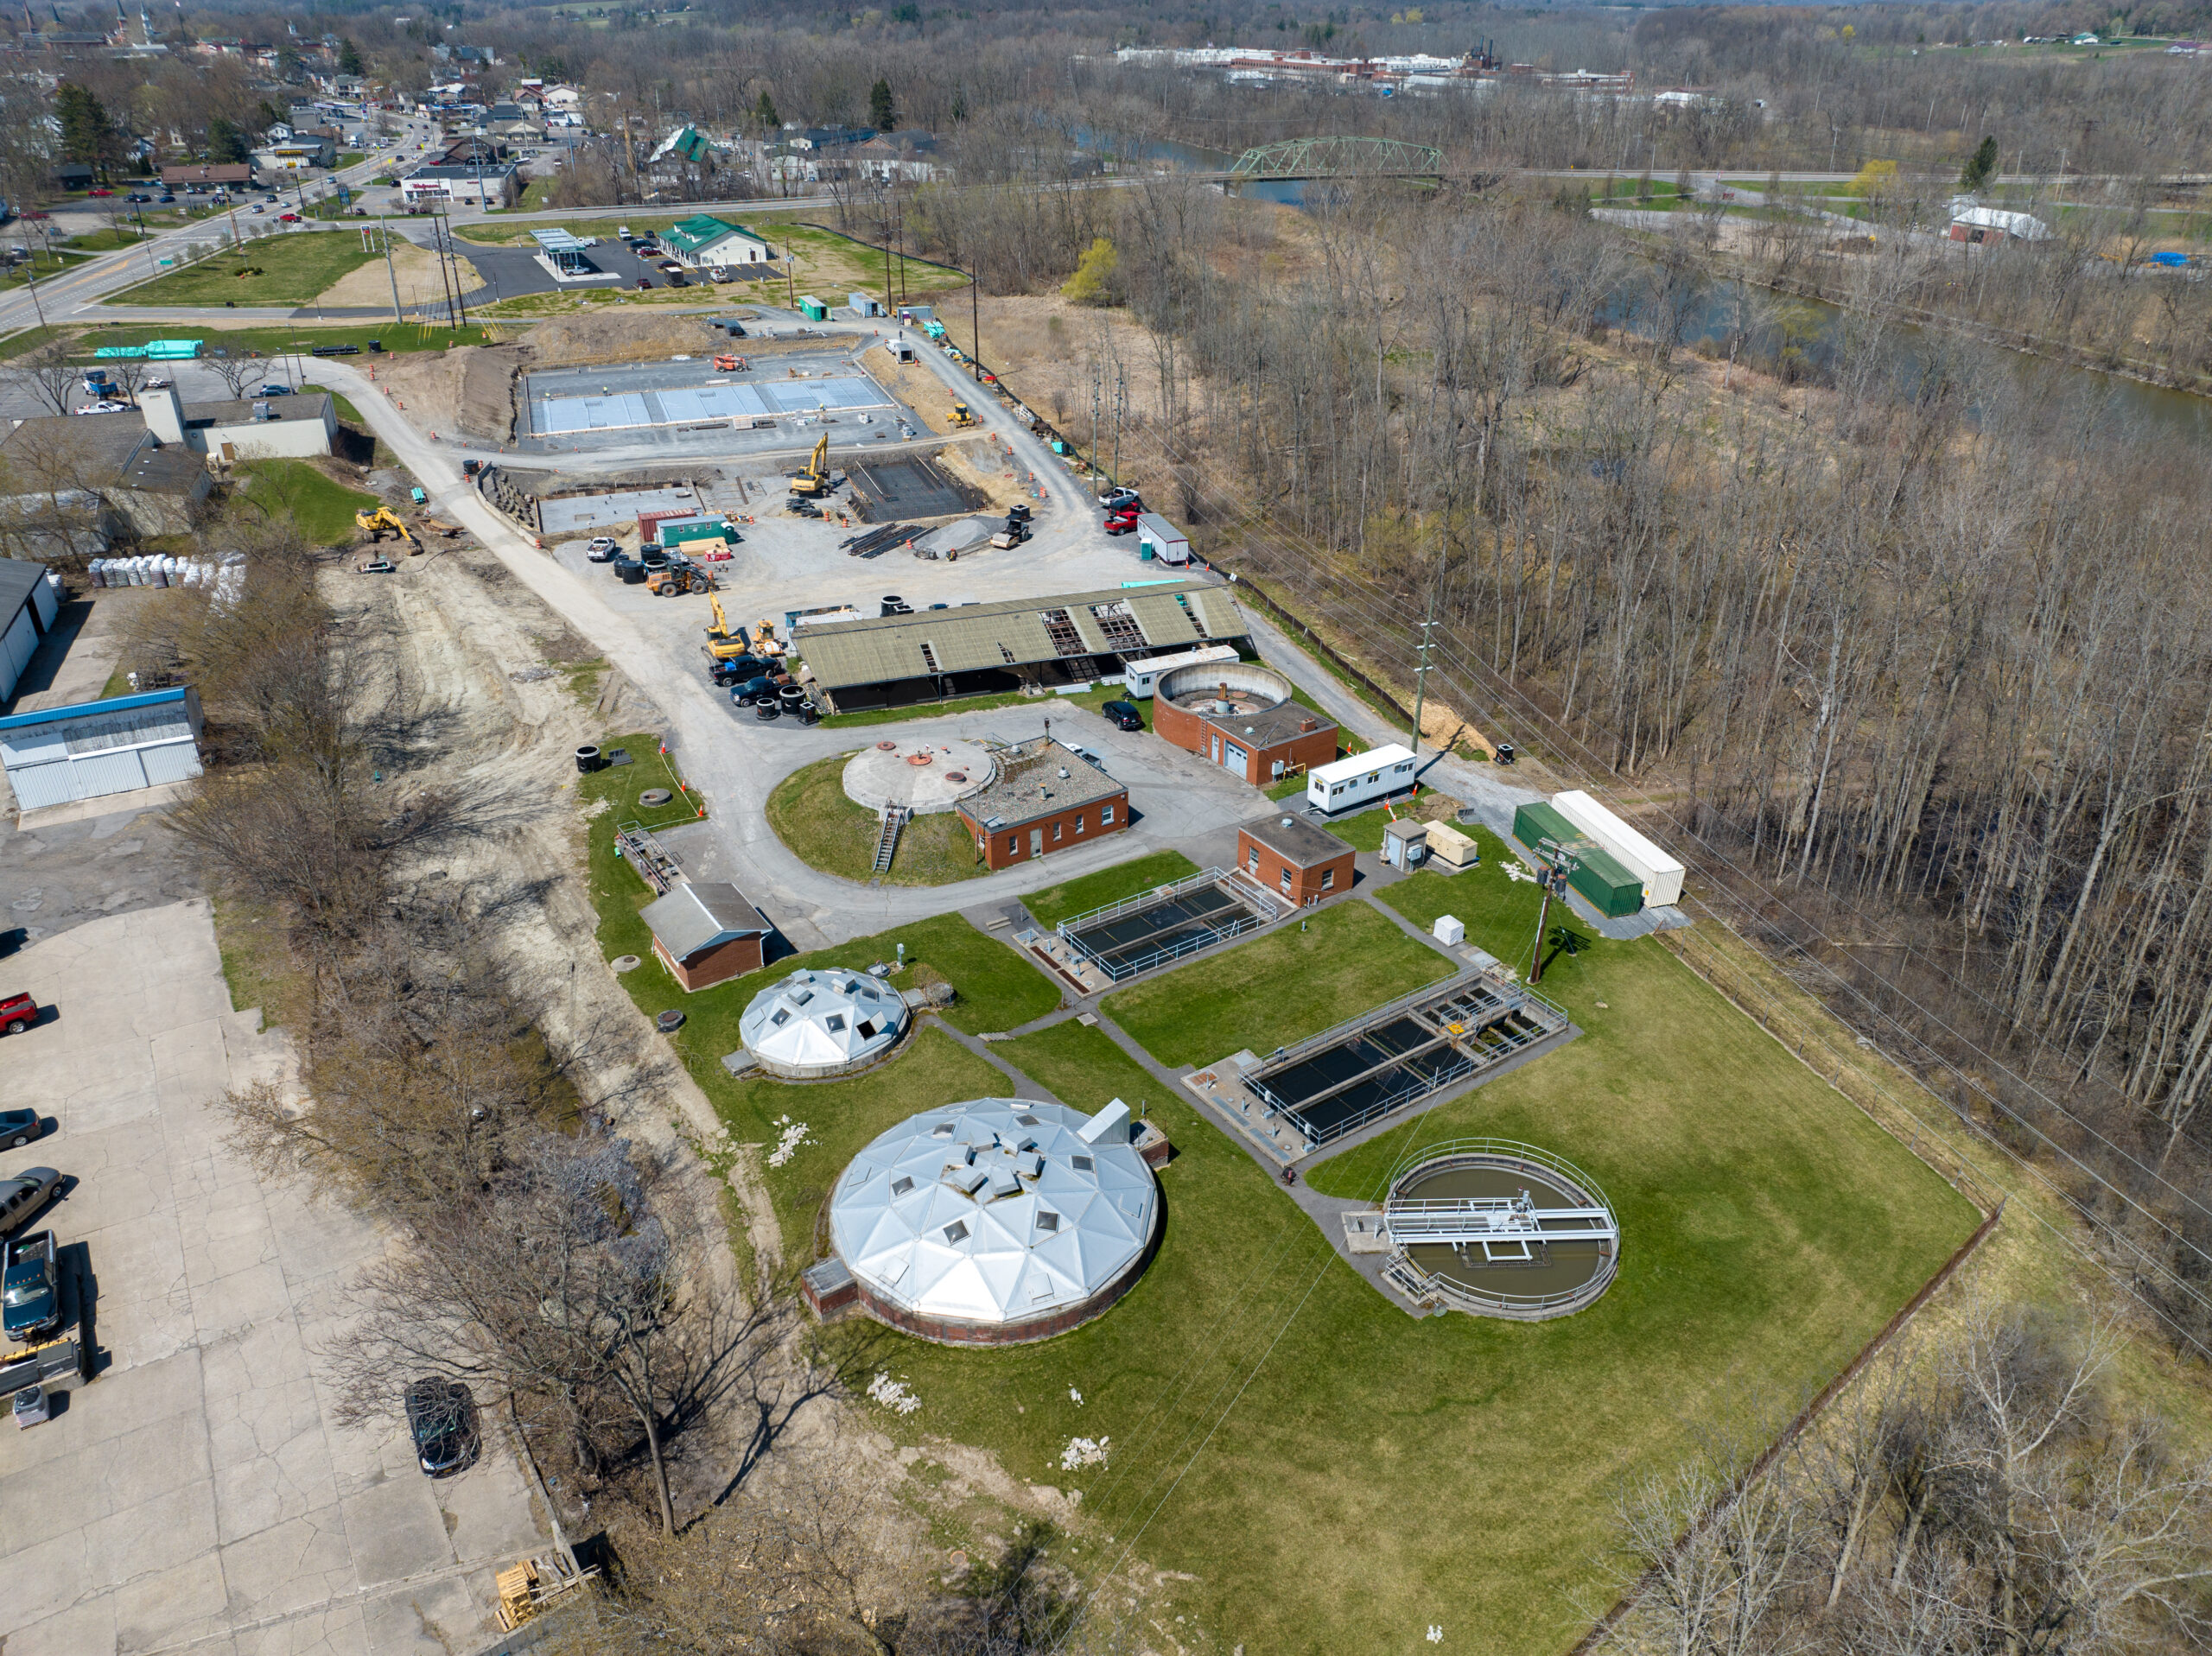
[1407,580,1439,757]
[379,220,403,324]
[1109,365,1126,489]
[1528,839,1577,985]
[969,263,981,382]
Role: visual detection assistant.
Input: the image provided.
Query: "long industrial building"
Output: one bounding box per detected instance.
[792,581,1250,713]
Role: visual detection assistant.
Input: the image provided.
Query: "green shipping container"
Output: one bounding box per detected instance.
[1511,802,1644,918]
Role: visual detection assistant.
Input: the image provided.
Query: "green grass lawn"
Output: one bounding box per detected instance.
[0,250,91,291]
[820,864,1980,1654]
[237,459,378,543]
[69,226,153,251]
[107,230,378,308]
[1020,849,1202,931]
[764,752,988,887]
[1103,899,1455,1068]
[301,382,366,423]
[65,322,500,362]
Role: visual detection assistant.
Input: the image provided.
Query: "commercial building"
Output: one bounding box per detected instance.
[795,580,1248,713]
[142,386,336,464]
[1150,661,1339,785]
[401,150,521,206]
[1948,204,2050,244]
[0,414,212,541]
[639,879,771,990]
[160,162,252,189]
[1237,812,1355,906]
[812,1097,1160,1344]
[0,688,204,809]
[956,737,1128,870]
[0,562,60,704]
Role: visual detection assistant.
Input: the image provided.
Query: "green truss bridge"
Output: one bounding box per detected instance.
[1224,136,1445,181]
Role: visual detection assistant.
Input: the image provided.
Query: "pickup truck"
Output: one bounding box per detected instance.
[3,1231,58,1342]
[0,992,34,1036]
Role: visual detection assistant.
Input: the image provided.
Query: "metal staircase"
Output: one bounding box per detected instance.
[871,807,911,877]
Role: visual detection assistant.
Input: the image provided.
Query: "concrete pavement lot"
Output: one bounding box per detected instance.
[0,902,548,1656]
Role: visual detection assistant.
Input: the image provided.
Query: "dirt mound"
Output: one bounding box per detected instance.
[520,311,728,367]
[371,342,524,441]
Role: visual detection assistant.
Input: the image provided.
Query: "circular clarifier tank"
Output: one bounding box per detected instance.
[842,737,999,814]
[1382,1142,1618,1320]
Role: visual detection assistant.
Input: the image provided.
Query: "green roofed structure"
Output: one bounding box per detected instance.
[1511,801,1644,918]
[660,213,776,270]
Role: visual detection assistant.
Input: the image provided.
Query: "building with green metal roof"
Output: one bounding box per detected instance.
[660,213,776,270]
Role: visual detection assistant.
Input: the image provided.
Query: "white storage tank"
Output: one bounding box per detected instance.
[1305,743,1419,815]
[1551,789,1684,908]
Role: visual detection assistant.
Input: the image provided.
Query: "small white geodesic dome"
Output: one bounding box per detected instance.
[739,968,909,1075]
[828,1097,1158,1340]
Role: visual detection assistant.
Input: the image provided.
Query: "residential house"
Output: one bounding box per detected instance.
[849,131,941,183]
[481,104,542,141]
[0,414,212,542]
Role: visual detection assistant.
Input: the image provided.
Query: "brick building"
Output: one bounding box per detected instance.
[639,879,771,991]
[1149,663,1340,786]
[956,736,1128,870]
[1236,813,1357,907]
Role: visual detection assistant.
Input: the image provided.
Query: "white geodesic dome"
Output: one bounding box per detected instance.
[828,1097,1158,1337]
[739,968,909,1075]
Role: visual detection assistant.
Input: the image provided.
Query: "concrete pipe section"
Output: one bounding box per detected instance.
[842,736,999,814]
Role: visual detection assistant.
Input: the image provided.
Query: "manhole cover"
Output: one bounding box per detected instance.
[610,955,642,973]
[876,740,899,751]
[945,771,967,784]
[639,788,673,806]
[905,752,933,766]
[656,1010,686,1033]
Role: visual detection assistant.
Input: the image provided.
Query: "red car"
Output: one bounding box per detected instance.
[1104,511,1140,535]
[636,277,652,289]
[277,212,301,223]
[87,187,113,197]
[0,993,35,1036]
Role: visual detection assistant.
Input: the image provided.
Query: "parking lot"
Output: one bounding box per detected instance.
[0,902,548,1656]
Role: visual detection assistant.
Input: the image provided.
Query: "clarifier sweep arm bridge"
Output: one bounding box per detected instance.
[1382,1192,1618,1261]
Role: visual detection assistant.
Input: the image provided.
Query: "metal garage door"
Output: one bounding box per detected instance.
[4,758,74,811]
[0,609,35,702]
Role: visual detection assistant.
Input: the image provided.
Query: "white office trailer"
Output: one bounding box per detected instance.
[0,687,204,810]
[1306,743,1419,815]
[1117,643,1240,699]
[1135,513,1191,566]
[1551,789,1684,908]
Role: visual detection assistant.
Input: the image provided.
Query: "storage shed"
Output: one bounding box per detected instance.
[1510,802,1643,918]
[849,292,884,317]
[0,562,61,705]
[639,879,772,991]
[1550,789,1683,908]
[1135,513,1190,567]
[0,687,204,811]
[798,295,829,321]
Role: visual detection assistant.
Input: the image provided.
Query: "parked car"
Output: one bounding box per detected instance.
[311,343,360,357]
[76,401,130,416]
[1104,511,1140,535]
[1100,700,1143,732]
[141,375,171,390]
[0,1170,60,1239]
[728,676,776,706]
[247,203,265,214]
[405,1379,479,1475]
[125,192,150,203]
[156,193,175,204]
[635,277,652,289]
[585,536,620,562]
[0,1110,41,1150]
[257,383,293,396]
[0,993,33,1036]
[2,1231,59,1343]
[87,187,112,197]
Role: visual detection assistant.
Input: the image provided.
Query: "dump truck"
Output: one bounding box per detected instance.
[787,433,833,498]
[355,506,419,549]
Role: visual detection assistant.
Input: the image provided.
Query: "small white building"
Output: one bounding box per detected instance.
[0,562,61,704]
[1306,743,1420,815]
[0,687,204,810]
[142,385,335,464]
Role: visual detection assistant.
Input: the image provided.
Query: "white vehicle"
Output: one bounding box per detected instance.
[585,536,620,561]
[1306,744,1420,816]
[76,400,131,415]
[141,376,171,390]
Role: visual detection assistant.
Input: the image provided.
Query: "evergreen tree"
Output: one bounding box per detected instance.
[1960,135,2000,193]
[54,82,117,181]
[868,77,896,133]
[753,89,779,133]
[950,88,967,124]
[338,36,364,75]
[207,117,251,166]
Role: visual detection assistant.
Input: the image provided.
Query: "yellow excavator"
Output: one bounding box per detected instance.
[706,593,752,658]
[355,506,419,550]
[787,433,832,498]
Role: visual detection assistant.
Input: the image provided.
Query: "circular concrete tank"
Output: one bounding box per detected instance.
[1152,662,1295,754]
[842,737,999,814]
[1382,1142,1618,1321]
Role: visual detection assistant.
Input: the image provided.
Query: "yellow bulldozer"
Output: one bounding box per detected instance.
[355,506,419,550]
[947,396,977,428]
[787,433,832,498]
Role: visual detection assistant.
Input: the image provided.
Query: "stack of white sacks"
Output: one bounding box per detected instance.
[86,552,246,609]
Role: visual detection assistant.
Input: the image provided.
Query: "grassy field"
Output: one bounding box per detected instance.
[809,860,1980,1655]
[1020,849,1202,931]
[0,250,91,291]
[107,231,378,308]
[60,321,499,363]
[300,382,367,424]
[1103,898,1456,1068]
[777,221,970,300]
[237,460,378,543]
[763,752,988,887]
